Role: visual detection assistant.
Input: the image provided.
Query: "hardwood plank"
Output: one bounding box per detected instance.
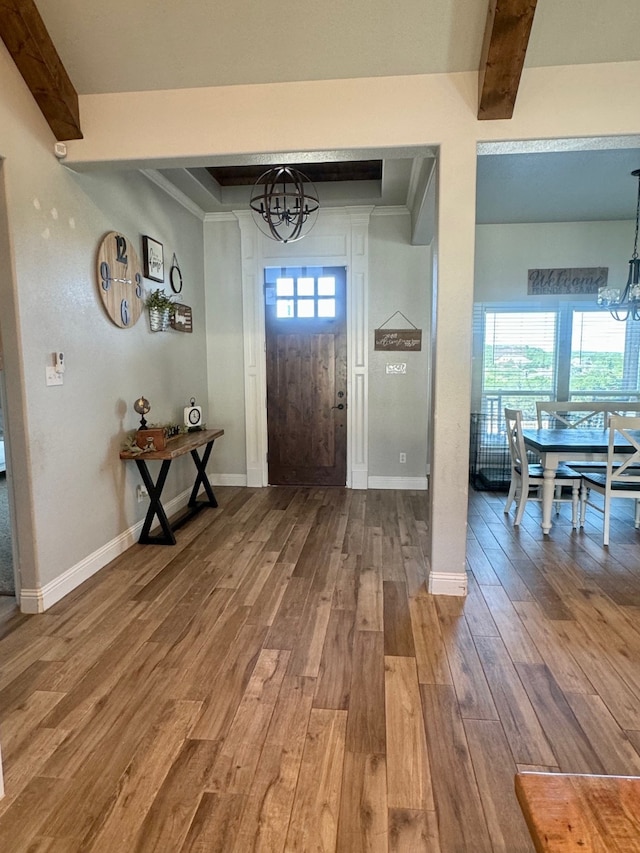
[420,684,493,852]
[331,553,360,610]
[83,700,203,852]
[466,539,502,585]
[0,689,65,765]
[355,565,383,632]
[287,552,340,678]
[265,577,312,649]
[232,677,315,852]
[345,631,386,754]
[381,536,405,582]
[475,635,557,767]
[401,545,428,597]
[565,693,640,776]
[179,792,245,853]
[190,624,269,741]
[208,648,290,794]
[40,614,171,729]
[129,739,221,853]
[515,662,607,774]
[508,555,573,619]
[0,776,62,851]
[478,547,534,603]
[464,572,500,638]
[408,595,453,686]
[388,808,440,853]
[2,487,640,851]
[383,581,415,657]
[313,607,355,710]
[464,718,536,852]
[511,602,594,695]
[245,562,295,628]
[40,640,169,781]
[384,656,433,811]
[479,584,543,664]
[435,596,498,719]
[336,752,388,853]
[0,726,68,819]
[557,621,640,730]
[163,600,249,701]
[284,708,347,851]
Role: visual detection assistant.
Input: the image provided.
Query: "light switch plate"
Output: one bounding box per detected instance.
[45,366,63,386]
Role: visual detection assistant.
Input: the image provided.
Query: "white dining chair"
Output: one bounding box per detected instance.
[504,408,582,528]
[579,415,640,545]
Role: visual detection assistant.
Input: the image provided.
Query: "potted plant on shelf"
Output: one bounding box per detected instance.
[145,288,174,332]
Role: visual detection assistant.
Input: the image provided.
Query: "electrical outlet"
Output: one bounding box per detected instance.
[136,485,149,502]
[399,452,406,464]
[45,366,63,386]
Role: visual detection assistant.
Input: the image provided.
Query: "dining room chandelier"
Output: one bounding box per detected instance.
[249,166,319,243]
[597,168,640,321]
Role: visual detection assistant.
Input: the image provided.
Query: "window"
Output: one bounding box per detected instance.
[473,302,640,430]
[266,268,337,320]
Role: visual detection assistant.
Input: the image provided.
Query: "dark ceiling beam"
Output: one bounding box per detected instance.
[0,0,82,140]
[478,0,537,121]
[207,161,383,187]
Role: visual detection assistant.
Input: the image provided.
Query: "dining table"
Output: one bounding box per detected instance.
[521,427,638,534]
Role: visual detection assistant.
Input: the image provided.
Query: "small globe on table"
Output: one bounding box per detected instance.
[133,396,151,429]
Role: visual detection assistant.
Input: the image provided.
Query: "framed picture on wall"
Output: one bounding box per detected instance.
[142,236,164,282]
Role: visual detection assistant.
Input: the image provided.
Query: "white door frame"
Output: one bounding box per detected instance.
[235,207,372,488]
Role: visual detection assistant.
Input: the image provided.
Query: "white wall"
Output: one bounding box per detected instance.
[368,211,430,479]
[0,43,206,605]
[204,216,247,478]
[475,220,632,302]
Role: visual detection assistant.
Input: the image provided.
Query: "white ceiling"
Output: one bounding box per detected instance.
[35,0,640,95]
[477,142,640,224]
[31,0,640,227]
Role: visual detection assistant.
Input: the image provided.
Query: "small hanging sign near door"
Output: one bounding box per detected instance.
[374,311,422,351]
[170,304,193,332]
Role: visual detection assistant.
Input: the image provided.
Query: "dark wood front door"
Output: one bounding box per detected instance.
[265,266,347,486]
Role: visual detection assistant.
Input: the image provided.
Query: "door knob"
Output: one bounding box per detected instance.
[332,403,345,410]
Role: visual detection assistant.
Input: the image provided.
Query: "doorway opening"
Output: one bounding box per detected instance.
[264,266,347,485]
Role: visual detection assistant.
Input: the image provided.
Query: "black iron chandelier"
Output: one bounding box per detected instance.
[597,168,640,321]
[249,166,319,243]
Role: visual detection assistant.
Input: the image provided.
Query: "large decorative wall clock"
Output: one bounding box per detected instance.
[96,231,144,328]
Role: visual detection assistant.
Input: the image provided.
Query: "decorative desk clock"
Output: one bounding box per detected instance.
[184,397,203,431]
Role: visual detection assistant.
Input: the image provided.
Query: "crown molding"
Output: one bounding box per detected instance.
[140,169,206,220]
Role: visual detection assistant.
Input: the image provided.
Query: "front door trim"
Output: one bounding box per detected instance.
[235,207,372,488]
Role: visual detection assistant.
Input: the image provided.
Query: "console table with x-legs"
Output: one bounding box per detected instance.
[120,428,224,545]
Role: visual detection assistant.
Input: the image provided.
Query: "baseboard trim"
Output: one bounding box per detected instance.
[428,571,468,597]
[20,485,194,613]
[210,473,247,487]
[367,476,428,490]
[19,470,432,613]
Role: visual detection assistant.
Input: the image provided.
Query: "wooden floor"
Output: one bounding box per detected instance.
[0,485,640,852]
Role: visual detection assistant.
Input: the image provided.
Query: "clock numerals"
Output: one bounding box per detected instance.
[97,231,143,328]
[100,261,111,291]
[115,235,128,265]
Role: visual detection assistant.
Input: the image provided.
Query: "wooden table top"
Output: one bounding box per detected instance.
[120,428,224,461]
[515,772,640,852]
[521,428,640,455]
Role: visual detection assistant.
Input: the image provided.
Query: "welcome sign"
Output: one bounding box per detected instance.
[527,267,608,295]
